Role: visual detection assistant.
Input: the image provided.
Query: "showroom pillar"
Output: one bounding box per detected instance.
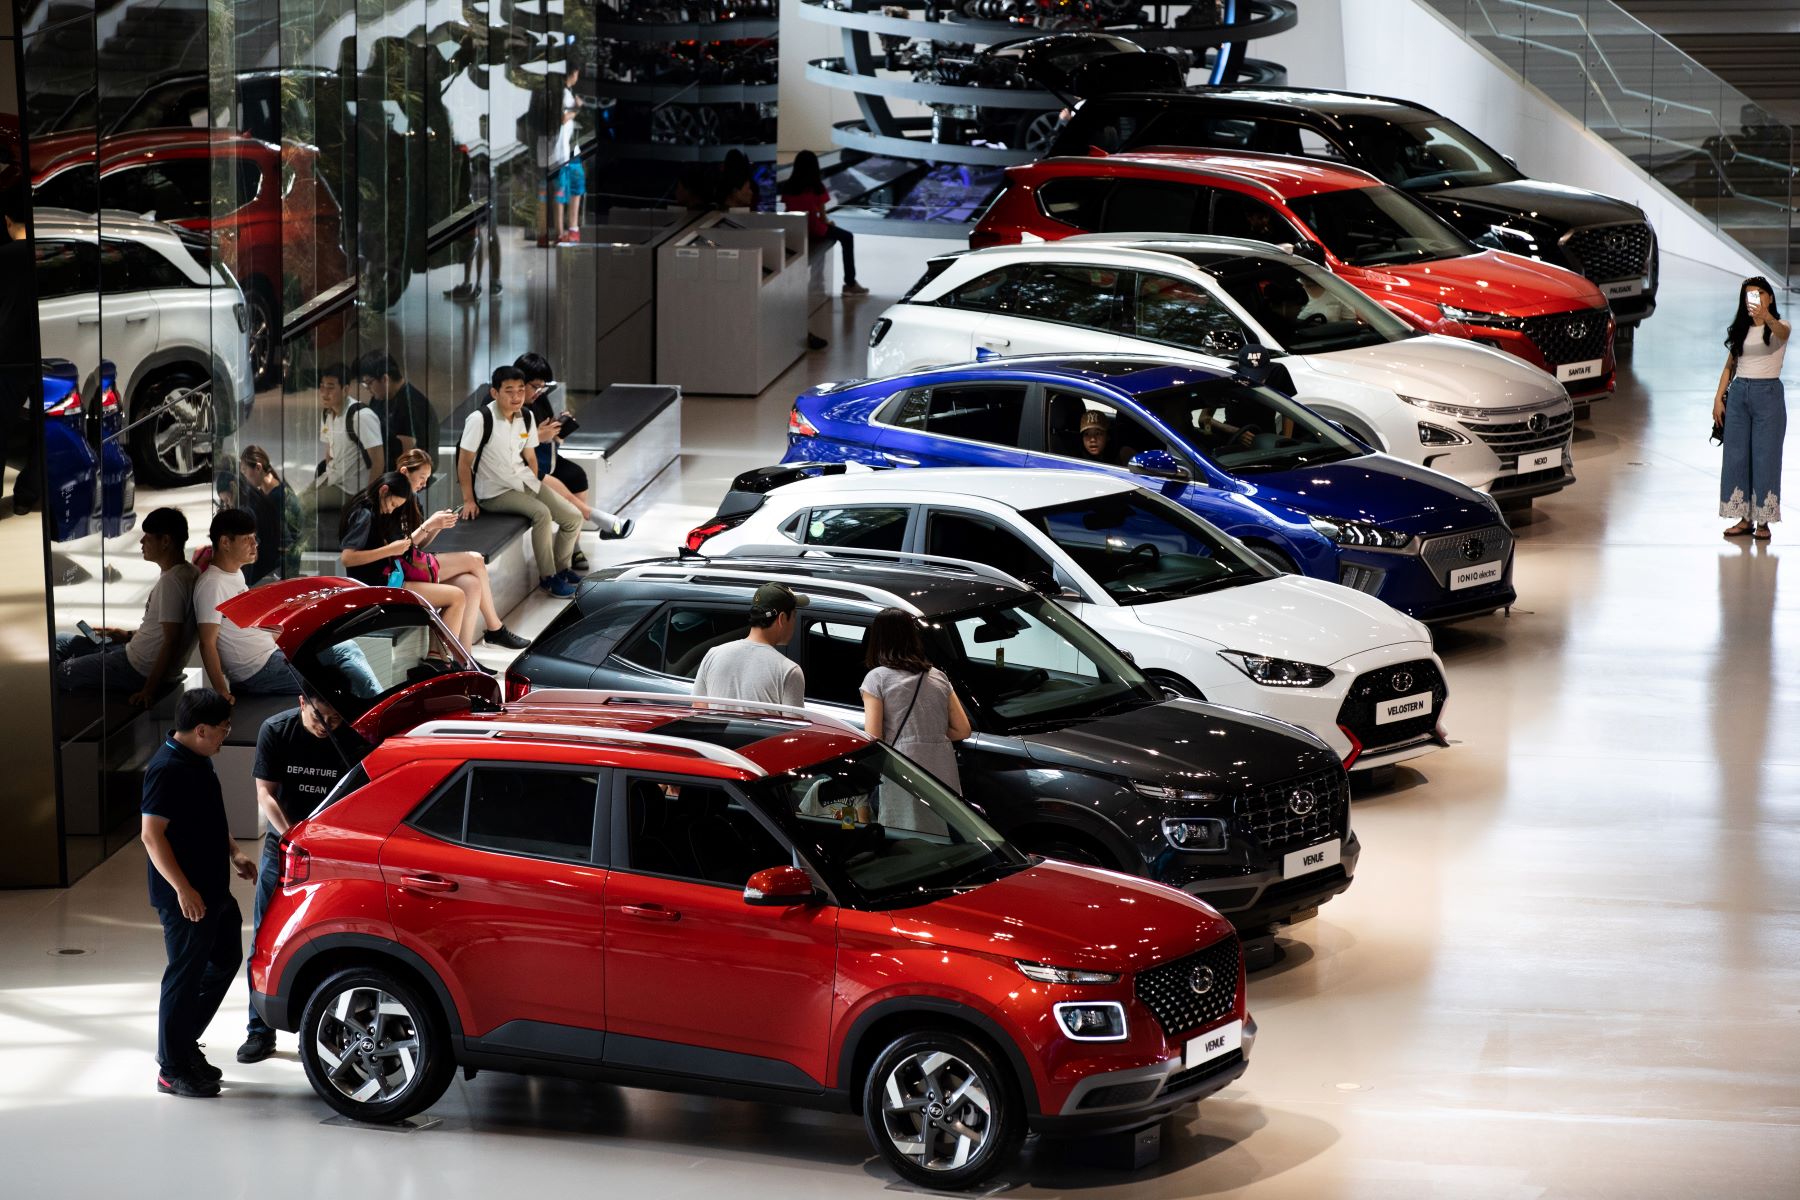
[0,7,66,886]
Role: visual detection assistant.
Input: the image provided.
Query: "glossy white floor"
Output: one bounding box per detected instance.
[3,251,1796,1199]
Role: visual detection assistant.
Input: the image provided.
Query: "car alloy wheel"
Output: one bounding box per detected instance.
[128,369,213,488]
[299,966,454,1123]
[864,1030,1022,1189]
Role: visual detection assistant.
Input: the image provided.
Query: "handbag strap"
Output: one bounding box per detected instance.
[891,670,929,742]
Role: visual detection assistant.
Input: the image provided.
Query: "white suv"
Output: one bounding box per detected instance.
[32,209,255,488]
[694,464,1451,773]
[871,236,1574,502]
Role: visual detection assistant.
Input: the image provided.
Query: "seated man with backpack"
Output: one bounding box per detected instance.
[309,362,381,512]
[457,365,590,599]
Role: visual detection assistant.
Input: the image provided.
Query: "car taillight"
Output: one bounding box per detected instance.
[279,839,311,887]
[44,391,82,417]
[100,385,119,412]
[504,672,532,703]
[685,513,746,552]
[788,406,819,438]
[1338,723,1363,771]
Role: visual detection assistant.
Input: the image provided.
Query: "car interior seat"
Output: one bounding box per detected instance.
[1047,391,1084,457]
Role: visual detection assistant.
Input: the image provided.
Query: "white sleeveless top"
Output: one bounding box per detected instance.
[1735,327,1789,379]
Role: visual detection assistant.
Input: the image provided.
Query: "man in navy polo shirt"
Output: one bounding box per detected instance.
[140,688,258,1097]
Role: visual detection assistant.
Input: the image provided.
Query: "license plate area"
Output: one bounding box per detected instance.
[1451,561,1504,590]
[1376,692,1433,724]
[1521,448,1561,473]
[1282,838,1341,879]
[1556,358,1602,382]
[1184,1019,1243,1069]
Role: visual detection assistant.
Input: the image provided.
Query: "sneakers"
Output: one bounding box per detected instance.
[483,626,531,650]
[157,1070,220,1098]
[189,1050,225,1081]
[444,282,481,302]
[571,549,590,572]
[581,511,611,533]
[599,518,634,541]
[555,568,584,588]
[564,228,581,243]
[235,1030,275,1064]
[842,281,869,295]
[540,574,578,598]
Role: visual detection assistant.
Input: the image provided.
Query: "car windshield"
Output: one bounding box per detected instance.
[1189,252,1417,354]
[748,743,1029,910]
[1025,492,1267,605]
[1137,378,1366,474]
[925,595,1159,732]
[1337,115,1522,190]
[1288,186,1471,266]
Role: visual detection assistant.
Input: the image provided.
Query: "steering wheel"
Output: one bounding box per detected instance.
[1301,312,1328,325]
[1115,542,1163,577]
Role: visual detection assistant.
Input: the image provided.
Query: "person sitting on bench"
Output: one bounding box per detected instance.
[515,352,632,570]
[56,506,198,705]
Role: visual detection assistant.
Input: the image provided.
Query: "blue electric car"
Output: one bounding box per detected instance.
[41,358,99,544]
[782,355,1516,622]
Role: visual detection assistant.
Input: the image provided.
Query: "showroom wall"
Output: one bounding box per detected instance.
[5,0,744,885]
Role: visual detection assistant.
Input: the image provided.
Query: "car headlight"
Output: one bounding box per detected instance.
[1308,517,1413,550]
[1400,393,1485,420]
[1417,421,1469,446]
[1053,1001,1128,1040]
[1218,650,1335,688]
[1439,303,1524,330]
[1017,960,1121,985]
[1132,783,1220,803]
[1162,817,1228,851]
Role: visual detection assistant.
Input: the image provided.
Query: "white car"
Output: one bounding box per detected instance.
[32,208,255,487]
[870,235,1574,501]
[694,464,1451,772]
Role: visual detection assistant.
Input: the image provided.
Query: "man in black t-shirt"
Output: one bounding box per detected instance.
[236,692,369,1063]
[141,689,258,1097]
[360,351,441,470]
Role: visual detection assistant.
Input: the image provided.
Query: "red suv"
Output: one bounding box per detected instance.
[32,129,350,387]
[225,579,1254,1190]
[974,150,1617,403]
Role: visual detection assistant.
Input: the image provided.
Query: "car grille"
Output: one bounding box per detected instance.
[1336,658,1447,751]
[1563,222,1653,282]
[1134,935,1241,1040]
[1458,407,1573,467]
[1520,310,1610,368]
[1418,523,1513,588]
[1160,1049,1245,1097]
[1234,766,1348,859]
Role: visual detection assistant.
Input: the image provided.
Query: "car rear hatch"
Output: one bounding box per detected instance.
[217,576,501,743]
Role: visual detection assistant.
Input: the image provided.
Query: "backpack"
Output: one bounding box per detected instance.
[342,400,373,468]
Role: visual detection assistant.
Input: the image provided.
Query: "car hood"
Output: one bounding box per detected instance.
[1246,454,1498,529]
[1130,575,1427,662]
[1019,698,1337,788]
[886,859,1234,975]
[1431,179,1646,229]
[1369,248,1606,316]
[1301,334,1566,410]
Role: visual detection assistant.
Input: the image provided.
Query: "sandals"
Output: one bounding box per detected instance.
[1724,521,1753,537]
[1753,526,1772,541]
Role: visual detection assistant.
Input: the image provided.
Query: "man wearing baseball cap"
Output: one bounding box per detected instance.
[692,582,809,707]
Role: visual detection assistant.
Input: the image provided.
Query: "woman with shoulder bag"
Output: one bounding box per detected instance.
[1715,276,1791,540]
[860,608,972,834]
[339,472,470,643]
[395,450,529,648]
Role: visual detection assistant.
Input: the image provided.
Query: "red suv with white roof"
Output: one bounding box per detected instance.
[973,149,1616,403]
[224,579,1254,1190]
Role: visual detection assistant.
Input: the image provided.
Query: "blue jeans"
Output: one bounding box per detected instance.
[234,653,303,695]
[54,637,147,693]
[1720,376,1786,524]
[245,840,281,1035]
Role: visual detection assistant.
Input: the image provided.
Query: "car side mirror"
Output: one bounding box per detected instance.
[1127,449,1190,482]
[1281,240,1327,265]
[744,865,817,907]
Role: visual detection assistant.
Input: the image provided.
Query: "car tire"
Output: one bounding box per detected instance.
[863,1028,1025,1191]
[128,368,213,488]
[1247,543,1300,574]
[298,965,455,1124]
[1147,671,1204,701]
[246,282,279,390]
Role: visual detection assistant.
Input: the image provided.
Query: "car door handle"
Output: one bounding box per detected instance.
[400,874,458,894]
[979,337,1010,348]
[882,452,919,467]
[622,903,681,922]
[125,315,149,324]
[77,317,100,327]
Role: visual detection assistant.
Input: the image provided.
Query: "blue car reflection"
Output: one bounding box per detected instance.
[42,358,98,544]
[95,360,136,539]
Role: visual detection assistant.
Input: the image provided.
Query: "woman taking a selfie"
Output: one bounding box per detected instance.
[395,449,529,649]
[1715,276,1790,539]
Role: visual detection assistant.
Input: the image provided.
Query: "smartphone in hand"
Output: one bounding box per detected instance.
[77,619,109,645]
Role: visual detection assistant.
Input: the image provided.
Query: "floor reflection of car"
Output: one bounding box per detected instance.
[31,209,254,488]
[41,359,99,544]
[32,129,350,387]
[229,578,1256,1191]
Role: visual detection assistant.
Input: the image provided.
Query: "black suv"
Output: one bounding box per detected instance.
[506,552,1357,932]
[1048,87,1658,335]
